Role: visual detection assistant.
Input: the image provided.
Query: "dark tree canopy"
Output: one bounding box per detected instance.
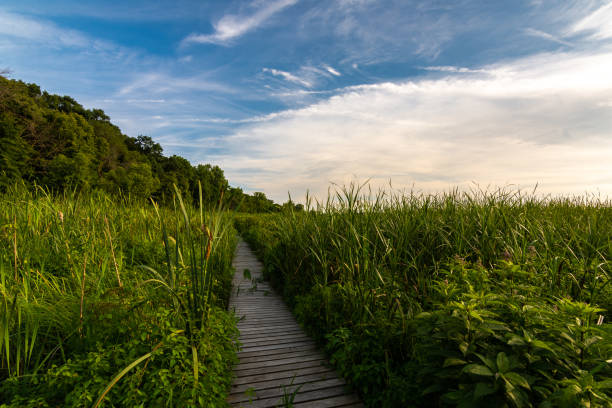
[0,76,293,212]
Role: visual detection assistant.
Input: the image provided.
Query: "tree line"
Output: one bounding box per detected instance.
[0,75,301,212]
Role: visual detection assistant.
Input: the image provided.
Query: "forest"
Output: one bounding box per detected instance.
[0,75,297,213]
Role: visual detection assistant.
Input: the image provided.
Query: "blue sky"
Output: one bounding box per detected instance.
[1,0,611,202]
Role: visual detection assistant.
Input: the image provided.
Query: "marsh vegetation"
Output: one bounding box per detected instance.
[236,184,612,407]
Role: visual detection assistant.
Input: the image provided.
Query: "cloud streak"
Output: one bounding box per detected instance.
[568,2,612,39]
[183,0,298,46]
[524,28,573,47]
[262,67,312,87]
[0,9,101,49]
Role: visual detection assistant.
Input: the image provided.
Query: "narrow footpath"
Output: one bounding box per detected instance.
[228,239,363,408]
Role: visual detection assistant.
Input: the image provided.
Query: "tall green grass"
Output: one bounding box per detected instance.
[0,182,239,406]
[236,183,612,407]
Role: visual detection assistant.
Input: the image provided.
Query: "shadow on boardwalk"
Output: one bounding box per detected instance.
[228,239,363,408]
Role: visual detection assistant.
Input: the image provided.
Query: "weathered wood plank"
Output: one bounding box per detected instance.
[228,378,347,404]
[234,359,329,377]
[229,385,351,407]
[239,334,311,347]
[235,353,326,371]
[237,324,302,333]
[231,371,338,394]
[237,344,316,359]
[238,340,316,353]
[231,365,334,386]
[292,395,364,407]
[237,349,323,365]
[239,330,307,341]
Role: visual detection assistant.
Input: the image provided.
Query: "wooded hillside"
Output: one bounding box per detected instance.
[0,76,290,212]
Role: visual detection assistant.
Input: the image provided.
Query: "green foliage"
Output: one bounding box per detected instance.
[235,184,612,407]
[0,76,283,211]
[0,184,239,406]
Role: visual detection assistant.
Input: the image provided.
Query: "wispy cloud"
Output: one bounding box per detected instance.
[262,67,312,87]
[323,64,341,76]
[118,72,237,96]
[524,28,573,46]
[568,2,612,39]
[0,9,96,48]
[182,0,298,46]
[422,66,488,74]
[208,48,612,202]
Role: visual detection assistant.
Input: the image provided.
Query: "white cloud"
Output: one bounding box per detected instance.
[262,67,312,87]
[208,49,612,203]
[0,9,91,48]
[524,28,573,46]
[182,0,298,46]
[126,99,165,103]
[423,66,487,74]
[568,2,612,39]
[118,72,237,96]
[323,64,341,76]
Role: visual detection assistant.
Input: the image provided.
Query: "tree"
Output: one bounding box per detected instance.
[0,76,282,209]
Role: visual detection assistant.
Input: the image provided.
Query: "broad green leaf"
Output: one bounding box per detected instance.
[505,386,528,408]
[443,357,467,367]
[459,341,470,356]
[597,379,612,389]
[496,352,510,373]
[505,372,531,390]
[531,340,556,354]
[507,335,526,346]
[475,353,496,372]
[442,390,466,402]
[473,382,496,399]
[462,364,494,376]
[422,383,444,396]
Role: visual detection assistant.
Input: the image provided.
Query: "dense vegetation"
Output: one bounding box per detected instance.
[0,183,239,407]
[235,184,612,407]
[0,75,288,213]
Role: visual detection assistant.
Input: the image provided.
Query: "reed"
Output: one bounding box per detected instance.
[0,182,239,406]
[236,183,612,407]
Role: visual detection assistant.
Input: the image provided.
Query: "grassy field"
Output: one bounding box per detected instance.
[0,183,239,407]
[235,184,612,408]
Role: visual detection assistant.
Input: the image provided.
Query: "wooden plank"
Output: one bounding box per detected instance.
[239,329,306,341]
[238,321,300,330]
[238,324,300,333]
[237,344,316,359]
[235,354,326,371]
[239,333,311,345]
[238,336,312,348]
[238,317,297,326]
[238,340,316,353]
[231,365,334,386]
[230,386,350,407]
[234,359,329,378]
[231,371,339,394]
[236,349,324,366]
[292,395,363,407]
[237,313,292,319]
[236,314,294,321]
[228,378,346,404]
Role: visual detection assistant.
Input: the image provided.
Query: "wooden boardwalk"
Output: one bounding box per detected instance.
[228,239,363,408]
